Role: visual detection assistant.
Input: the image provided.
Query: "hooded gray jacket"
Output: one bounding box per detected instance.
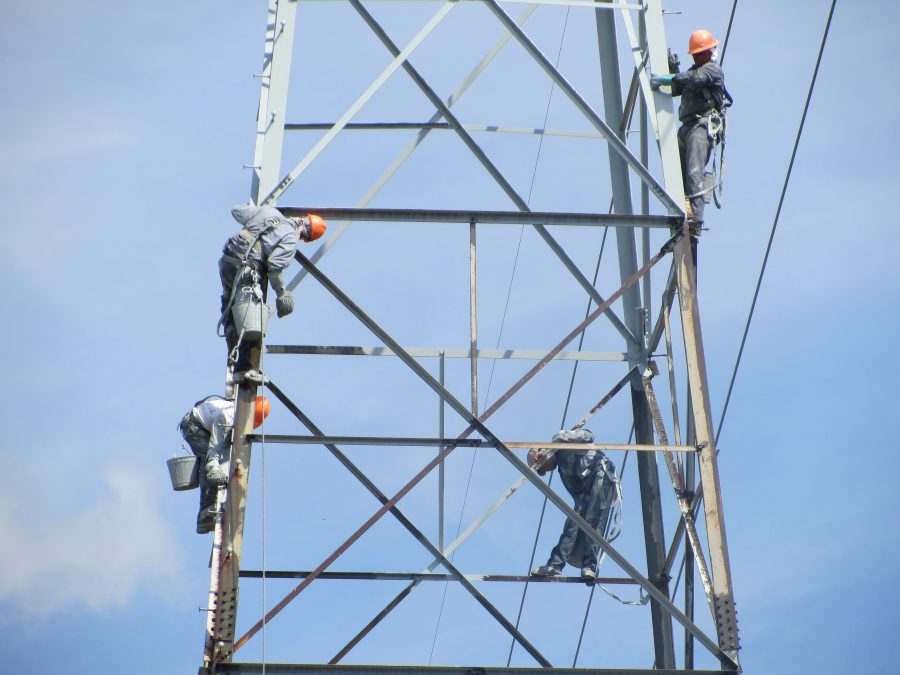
[223,204,300,272]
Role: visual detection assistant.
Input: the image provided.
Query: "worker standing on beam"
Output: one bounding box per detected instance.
[650,30,732,229]
[218,203,326,374]
[528,429,622,580]
[178,394,270,534]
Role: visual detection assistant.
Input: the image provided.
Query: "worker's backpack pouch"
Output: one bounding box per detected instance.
[231,282,271,342]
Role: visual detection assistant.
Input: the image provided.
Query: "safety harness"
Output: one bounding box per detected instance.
[216,218,279,364]
[687,84,734,208]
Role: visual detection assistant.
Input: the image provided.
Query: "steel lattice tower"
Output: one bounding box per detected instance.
[200,2,740,673]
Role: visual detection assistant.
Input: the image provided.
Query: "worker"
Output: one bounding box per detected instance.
[650,29,732,229]
[528,429,620,580]
[178,394,270,534]
[219,203,326,372]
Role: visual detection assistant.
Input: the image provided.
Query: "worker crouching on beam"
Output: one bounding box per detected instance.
[178,395,270,534]
[529,429,622,581]
[650,30,732,231]
[218,203,326,375]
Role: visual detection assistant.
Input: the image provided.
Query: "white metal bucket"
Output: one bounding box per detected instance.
[231,285,271,342]
[167,455,200,491]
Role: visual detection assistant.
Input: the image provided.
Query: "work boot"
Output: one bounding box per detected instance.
[196,505,217,534]
[581,566,597,581]
[205,459,228,486]
[532,565,562,577]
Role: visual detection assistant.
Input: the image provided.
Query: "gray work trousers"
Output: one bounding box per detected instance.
[179,414,218,514]
[678,119,714,224]
[545,470,617,571]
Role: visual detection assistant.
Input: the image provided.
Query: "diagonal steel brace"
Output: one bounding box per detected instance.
[254,379,551,666]
[331,367,644,662]
[641,372,714,613]
[285,237,735,666]
[349,0,640,352]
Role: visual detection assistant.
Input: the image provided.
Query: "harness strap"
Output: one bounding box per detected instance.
[216,219,276,337]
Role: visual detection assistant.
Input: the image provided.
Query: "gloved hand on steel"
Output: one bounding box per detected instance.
[649,73,674,90]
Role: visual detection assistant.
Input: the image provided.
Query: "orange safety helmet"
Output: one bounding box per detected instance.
[253,396,271,428]
[303,214,327,242]
[688,29,719,55]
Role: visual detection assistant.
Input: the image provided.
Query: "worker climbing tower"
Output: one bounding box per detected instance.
[201,2,740,673]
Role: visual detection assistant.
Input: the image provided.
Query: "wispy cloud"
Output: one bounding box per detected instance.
[0,460,185,620]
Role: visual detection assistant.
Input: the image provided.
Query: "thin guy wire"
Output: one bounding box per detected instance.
[253,349,269,675]
[260,346,267,673]
[718,0,739,66]
[502,15,602,665]
[573,425,633,665]
[715,0,836,444]
[507,226,608,666]
[655,9,740,661]
[572,585,597,666]
[429,8,574,664]
[510,1,748,659]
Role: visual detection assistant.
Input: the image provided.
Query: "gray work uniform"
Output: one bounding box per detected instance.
[179,396,234,516]
[219,204,299,368]
[671,61,726,225]
[544,449,617,572]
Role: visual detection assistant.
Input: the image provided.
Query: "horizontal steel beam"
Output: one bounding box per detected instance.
[267,345,629,361]
[285,122,607,139]
[214,665,733,675]
[299,0,644,9]
[238,571,637,584]
[278,207,679,229]
[245,435,698,453]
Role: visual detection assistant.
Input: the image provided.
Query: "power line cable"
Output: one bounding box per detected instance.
[715,0,836,444]
[567,4,749,660]
[428,9,573,662]
[506,225,607,666]
[718,0,739,66]
[658,3,835,661]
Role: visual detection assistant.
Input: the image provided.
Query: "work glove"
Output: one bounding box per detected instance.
[275,290,294,318]
[667,48,680,74]
[268,268,294,317]
[649,73,674,90]
[205,459,228,486]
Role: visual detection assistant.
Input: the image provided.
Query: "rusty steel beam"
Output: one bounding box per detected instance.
[215,665,734,675]
[233,233,679,654]
[254,379,552,665]
[246,434,698,453]
[279,243,731,663]
[239,570,637,584]
[672,227,740,664]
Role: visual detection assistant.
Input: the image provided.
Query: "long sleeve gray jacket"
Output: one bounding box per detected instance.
[192,397,234,461]
[223,204,300,271]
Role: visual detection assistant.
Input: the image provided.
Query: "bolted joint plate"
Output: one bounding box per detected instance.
[713,591,741,653]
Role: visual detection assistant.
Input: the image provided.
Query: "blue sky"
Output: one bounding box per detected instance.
[1,1,898,673]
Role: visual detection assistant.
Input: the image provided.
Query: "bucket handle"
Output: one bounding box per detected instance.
[173,443,195,459]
